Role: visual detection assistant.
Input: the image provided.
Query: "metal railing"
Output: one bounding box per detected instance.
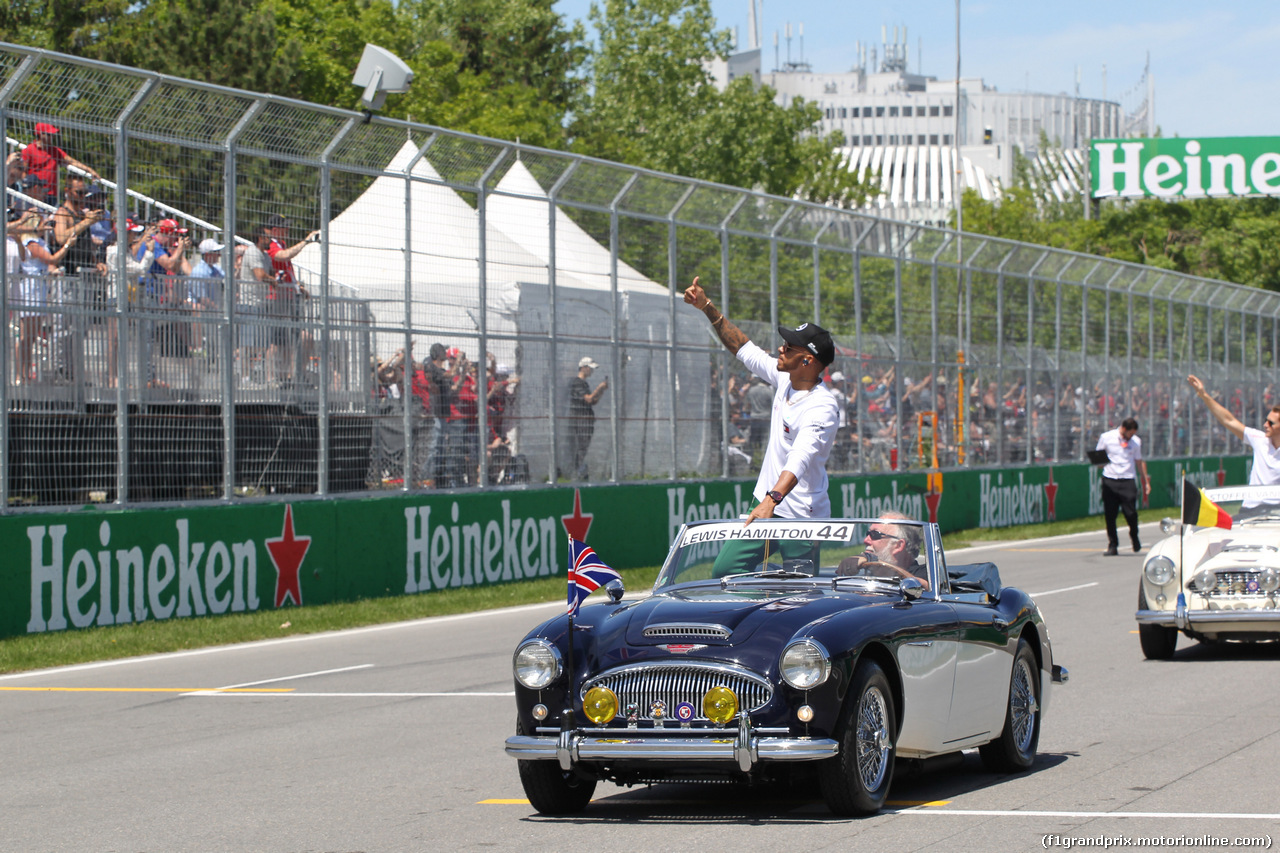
[2,42,1277,511]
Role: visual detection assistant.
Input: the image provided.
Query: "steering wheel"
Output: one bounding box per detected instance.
[859,561,906,581]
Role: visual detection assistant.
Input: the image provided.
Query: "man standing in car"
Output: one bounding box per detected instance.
[684,276,840,576]
[1096,417,1150,555]
[1187,374,1280,516]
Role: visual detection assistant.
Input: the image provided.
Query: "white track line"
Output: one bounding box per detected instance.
[884,807,1280,820]
[181,664,375,696]
[1028,581,1099,597]
[0,600,567,681]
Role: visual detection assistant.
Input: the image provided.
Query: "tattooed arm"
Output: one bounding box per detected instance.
[683,276,750,354]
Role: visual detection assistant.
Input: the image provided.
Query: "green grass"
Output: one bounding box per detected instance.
[1,510,1168,675]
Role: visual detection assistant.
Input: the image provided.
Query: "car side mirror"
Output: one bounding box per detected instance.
[605,578,625,604]
[899,577,925,601]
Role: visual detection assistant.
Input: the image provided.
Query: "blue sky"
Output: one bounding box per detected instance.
[552,0,1280,139]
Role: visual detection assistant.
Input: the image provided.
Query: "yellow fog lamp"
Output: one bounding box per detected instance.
[703,685,739,724]
[582,686,618,724]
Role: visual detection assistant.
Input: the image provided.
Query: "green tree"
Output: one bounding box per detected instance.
[575,0,867,204]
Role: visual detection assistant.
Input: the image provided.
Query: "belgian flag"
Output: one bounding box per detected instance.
[1182,480,1232,530]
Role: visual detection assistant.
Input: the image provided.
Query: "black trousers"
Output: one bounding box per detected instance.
[1101,477,1139,548]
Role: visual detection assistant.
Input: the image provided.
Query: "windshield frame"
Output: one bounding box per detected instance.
[655,518,945,599]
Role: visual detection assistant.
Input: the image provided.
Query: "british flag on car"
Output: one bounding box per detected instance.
[567,538,621,617]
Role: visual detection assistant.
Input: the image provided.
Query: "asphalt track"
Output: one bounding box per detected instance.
[4,521,1280,852]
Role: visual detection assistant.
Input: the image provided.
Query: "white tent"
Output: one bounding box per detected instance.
[294,143,716,480]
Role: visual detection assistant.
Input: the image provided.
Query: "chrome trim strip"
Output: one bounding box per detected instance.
[1136,608,1280,625]
[505,734,839,763]
[642,623,732,639]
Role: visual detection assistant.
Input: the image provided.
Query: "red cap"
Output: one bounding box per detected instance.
[125,218,144,233]
[33,122,59,135]
[446,347,460,359]
[157,218,178,233]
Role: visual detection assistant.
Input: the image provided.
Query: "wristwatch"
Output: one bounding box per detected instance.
[765,489,785,504]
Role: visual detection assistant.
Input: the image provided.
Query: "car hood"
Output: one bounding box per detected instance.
[618,583,879,649]
[1152,525,1280,574]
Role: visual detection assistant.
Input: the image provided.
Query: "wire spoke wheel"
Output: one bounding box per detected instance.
[856,685,891,791]
[1009,656,1037,755]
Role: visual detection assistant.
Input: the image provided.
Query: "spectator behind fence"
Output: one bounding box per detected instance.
[566,355,607,480]
[6,153,43,213]
[421,342,453,488]
[11,210,70,384]
[263,214,319,384]
[20,123,99,204]
[103,220,156,387]
[238,229,273,381]
[187,238,225,356]
[51,176,106,278]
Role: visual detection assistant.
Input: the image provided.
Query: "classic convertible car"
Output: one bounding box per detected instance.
[505,518,1067,815]
[1137,485,1280,660]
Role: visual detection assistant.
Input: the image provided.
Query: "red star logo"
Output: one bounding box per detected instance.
[924,491,942,524]
[266,504,311,607]
[1044,467,1059,520]
[561,488,593,543]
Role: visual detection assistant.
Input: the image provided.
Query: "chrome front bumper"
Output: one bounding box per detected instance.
[1136,608,1280,629]
[506,716,838,773]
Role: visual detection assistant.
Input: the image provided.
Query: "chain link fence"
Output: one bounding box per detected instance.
[3,43,1278,511]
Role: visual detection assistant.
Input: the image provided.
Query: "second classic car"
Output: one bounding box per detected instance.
[1137,484,1280,659]
[505,517,1067,815]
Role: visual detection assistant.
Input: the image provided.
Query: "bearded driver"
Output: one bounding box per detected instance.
[684,276,840,576]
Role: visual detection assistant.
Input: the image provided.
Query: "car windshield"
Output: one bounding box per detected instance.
[655,518,932,590]
[1196,485,1280,525]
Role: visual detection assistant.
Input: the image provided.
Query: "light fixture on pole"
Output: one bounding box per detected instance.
[351,44,414,119]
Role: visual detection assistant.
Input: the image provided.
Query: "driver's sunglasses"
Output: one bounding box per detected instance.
[780,343,805,354]
[866,529,900,541]
[1266,417,1280,428]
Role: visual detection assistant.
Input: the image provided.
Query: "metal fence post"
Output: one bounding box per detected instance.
[222,99,266,500]
[111,76,159,505]
[0,55,38,512]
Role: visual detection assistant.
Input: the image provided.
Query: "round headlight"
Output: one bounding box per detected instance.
[1195,570,1218,593]
[780,639,831,690]
[1144,556,1176,586]
[1160,517,1177,534]
[1259,567,1280,593]
[703,685,738,724]
[582,686,618,724]
[513,640,561,690]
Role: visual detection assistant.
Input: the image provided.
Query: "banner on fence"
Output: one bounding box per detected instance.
[0,455,1246,639]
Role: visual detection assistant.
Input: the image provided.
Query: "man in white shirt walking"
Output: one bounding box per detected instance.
[1096,417,1150,555]
[684,276,840,575]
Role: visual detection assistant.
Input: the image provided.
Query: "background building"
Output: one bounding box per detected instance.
[711,21,1155,224]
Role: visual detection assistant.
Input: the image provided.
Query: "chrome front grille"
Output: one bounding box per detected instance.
[642,624,731,639]
[1193,571,1267,596]
[582,662,772,721]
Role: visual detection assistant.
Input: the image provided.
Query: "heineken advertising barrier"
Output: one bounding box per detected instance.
[1091,136,1280,199]
[1,456,1245,639]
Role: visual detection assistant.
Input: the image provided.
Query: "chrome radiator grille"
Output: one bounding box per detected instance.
[583,663,772,721]
[1193,571,1267,596]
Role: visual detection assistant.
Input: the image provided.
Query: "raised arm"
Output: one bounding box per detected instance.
[683,276,749,355]
[1187,374,1246,440]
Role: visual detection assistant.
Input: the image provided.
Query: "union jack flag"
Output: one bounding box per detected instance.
[567,537,621,617]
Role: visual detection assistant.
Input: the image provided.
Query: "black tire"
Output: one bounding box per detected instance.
[979,637,1041,773]
[819,659,896,816]
[517,759,597,815]
[514,719,596,815]
[1137,583,1178,660]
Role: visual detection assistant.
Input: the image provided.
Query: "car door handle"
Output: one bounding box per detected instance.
[905,641,933,647]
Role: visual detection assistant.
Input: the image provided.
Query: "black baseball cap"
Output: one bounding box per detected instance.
[778,322,835,366]
[266,213,290,230]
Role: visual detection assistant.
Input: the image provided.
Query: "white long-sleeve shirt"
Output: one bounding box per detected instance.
[737,341,840,518]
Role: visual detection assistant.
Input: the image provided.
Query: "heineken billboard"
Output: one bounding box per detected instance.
[1090,137,1280,200]
[0,456,1245,640]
